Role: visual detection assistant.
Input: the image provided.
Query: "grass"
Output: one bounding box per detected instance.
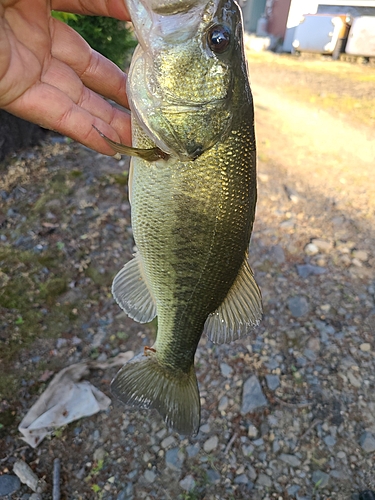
[0,246,79,398]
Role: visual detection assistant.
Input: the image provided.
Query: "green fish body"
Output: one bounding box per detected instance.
[110,0,262,434]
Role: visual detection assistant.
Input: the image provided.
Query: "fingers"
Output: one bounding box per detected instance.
[51,0,130,20]
[43,55,127,124]
[51,18,129,110]
[6,81,132,155]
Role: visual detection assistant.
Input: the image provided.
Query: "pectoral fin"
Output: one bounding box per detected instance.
[93,125,169,162]
[204,257,262,344]
[112,252,157,323]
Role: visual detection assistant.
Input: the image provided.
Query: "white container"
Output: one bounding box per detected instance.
[346,16,375,57]
[292,14,346,54]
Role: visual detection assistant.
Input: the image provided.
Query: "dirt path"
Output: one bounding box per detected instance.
[251,73,375,245]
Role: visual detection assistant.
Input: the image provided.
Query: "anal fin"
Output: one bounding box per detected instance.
[112,252,157,323]
[204,256,262,344]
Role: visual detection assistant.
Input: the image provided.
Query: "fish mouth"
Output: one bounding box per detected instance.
[150,0,209,15]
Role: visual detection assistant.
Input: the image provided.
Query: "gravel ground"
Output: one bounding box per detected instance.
[0,52,375,499]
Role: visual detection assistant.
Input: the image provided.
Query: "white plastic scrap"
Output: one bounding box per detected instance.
[18,351,134,447]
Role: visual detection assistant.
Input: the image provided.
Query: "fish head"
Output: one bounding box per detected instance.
[126,0,245,161]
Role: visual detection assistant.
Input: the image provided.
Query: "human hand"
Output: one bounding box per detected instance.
[0,0,132,155]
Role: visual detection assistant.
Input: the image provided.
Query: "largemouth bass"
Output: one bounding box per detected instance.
[105,0,262,434]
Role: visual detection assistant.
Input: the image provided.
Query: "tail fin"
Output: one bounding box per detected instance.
[111,353,200,435]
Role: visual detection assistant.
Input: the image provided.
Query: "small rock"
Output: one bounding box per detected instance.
[347,371,362,388]
[304,243,319,256]
[117,483,133,500]
[56,338,68,349]
[206,469,220,484]
[144,470,156,483]
[280,218,295,229]
[247,465,257,480]
[256,473,272,487]
[241,375,268,414]
[234,474,249,484]
[269,245,285,265]
[142,452,152,463]
[165,448,185,471]
[265,358,279,370]
[0,475,21,496]
[288,296,310,317]
[29,495,42,500]
[312,470,329,488]
[156,428,167,439]
[307,337,320,352]
[359,432,375,453]
[279,454,301,468]
[13,460,47,493]
[161,436,176,449]
[287,485,301,496]
[220,363,233,377]
[360,343,371,352]
[330,470,347,480]
[179,475,195,492]
[352,250,368,261]
[186,443,200,457]
[218,395,228,412]
[296,264,327,279]
[265,374,280,391]
[242,444,255,457]
[311,239,333,252]
[93,447,106,462]
[203,435,219,453]
[284,185,300,203]
[248,424,258,438]
[304,348,316,362]
[272,440,280,453]
[324,435,336,447]
[200,423,210,433]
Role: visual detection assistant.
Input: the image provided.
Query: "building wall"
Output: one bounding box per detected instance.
[266,0,293,38]
[241,0,267,33]
[317,4,375,15]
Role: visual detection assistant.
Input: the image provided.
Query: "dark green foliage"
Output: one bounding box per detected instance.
[52,12,137,68]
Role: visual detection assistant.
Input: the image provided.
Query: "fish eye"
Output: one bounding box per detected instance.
[207,24,231,54]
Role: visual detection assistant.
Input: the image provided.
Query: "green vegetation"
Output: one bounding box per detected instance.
[111,171,129,186]
[52,11,137,68]
[0,246,75,383]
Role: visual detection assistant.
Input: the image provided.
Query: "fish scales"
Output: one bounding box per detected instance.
[106,0,262,434]
[132,127,256,372]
